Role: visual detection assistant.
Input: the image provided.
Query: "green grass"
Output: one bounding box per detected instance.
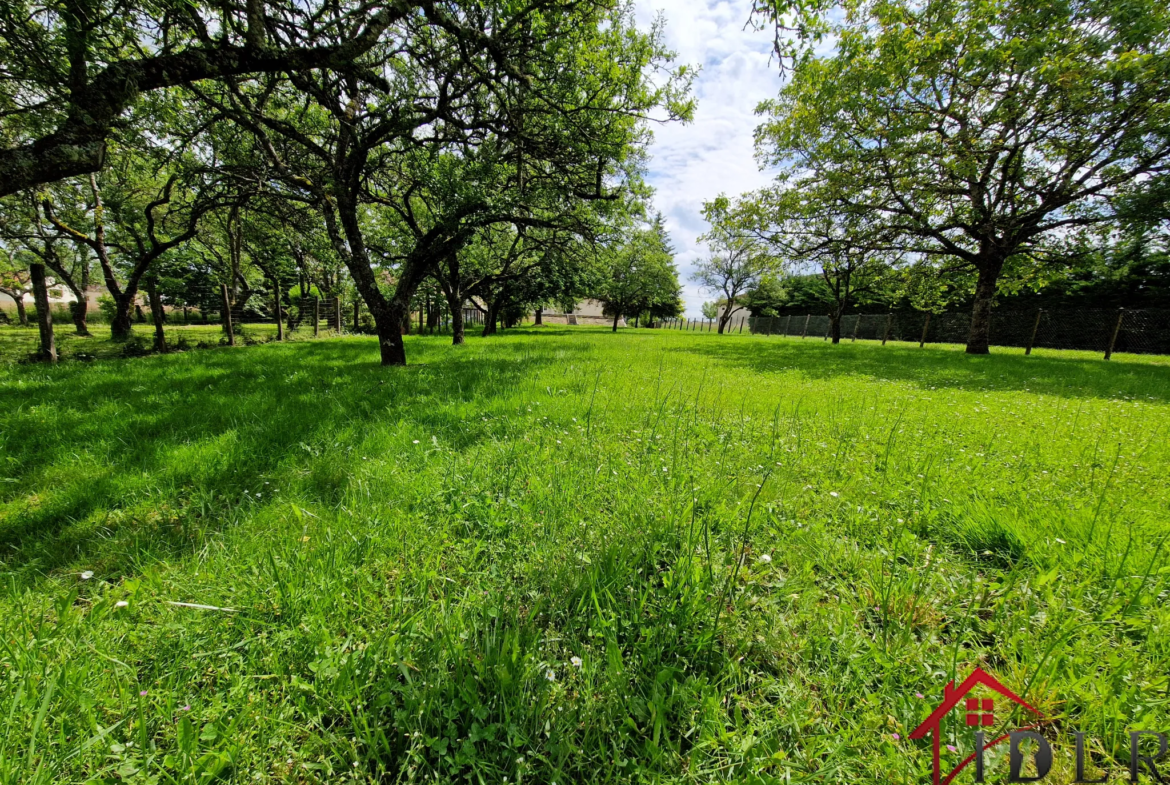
[0,323,319,364]
[0,327,1168,783]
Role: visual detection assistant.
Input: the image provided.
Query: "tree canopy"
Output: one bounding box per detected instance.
[746,0,1170,352]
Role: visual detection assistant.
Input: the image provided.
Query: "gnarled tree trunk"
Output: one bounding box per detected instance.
[829,310,842,344]
[69,298,89,335]
[4,293,28,326]
[110,292,137,340]
[30,263,57,363]
[965,255,1004,355]
[445,291,465,345]
[481,300,498,336]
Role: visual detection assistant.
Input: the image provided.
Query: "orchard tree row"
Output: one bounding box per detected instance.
[0,0,692,364]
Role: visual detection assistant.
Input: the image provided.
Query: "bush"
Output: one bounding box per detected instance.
[97,296,118,323]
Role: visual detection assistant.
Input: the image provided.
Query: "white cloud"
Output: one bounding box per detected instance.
[635,0,783,316]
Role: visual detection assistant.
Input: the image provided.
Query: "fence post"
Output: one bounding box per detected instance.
[882,313,892,345]
[919,313,931,347]
[334,297,342,331]
[739,317,745,333]
[274,282,284,341]
[801,314,810,339]
[1104,308,1125,360]
[852,315,861,342]
[824,318,830,341]
[1025,308,1042,355]
[784,314,792,337]
[313,297,320,337]
[354,300,361,332]
[221,283,235,346]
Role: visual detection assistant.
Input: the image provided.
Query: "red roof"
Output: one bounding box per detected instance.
[909,667,1041,739]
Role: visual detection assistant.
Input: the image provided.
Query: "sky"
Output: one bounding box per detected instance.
[633,0,784,317]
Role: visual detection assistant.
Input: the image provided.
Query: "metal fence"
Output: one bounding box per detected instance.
[654,308,1170,358]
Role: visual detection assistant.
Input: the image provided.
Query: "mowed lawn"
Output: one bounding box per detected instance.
[0,327,1168,784]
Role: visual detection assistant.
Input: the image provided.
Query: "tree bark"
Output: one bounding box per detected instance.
[612,311,620,332]
[7,293,28,326]
[830,311,842,344]
[534,307,543,326]
[69,298,89,335]
[29,263,57,363]
[481,300,498,336]
[111,292,136,340]
[146,278,167,352]
[444,290,463,341]
[965,258,1003,355]
[378,306,407,365]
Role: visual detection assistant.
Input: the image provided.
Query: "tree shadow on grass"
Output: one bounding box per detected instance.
[0,335,581,584]
[673,338,1170,403]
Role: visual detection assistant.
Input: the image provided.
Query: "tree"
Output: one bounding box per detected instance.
[696,196,775,332]
[742,274,787,318]
[0,185,95,335]
[754,0,1170,353]
[0,253,33,326]
[701,301,719,320]
[0,0,424,194]
[596,220,682,331]
[205,0,691,365]
[44,146,222,339]
[733,188,899,342]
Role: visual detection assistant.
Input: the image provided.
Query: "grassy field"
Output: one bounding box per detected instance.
[0,322,310,364]
[0,326,1168,784]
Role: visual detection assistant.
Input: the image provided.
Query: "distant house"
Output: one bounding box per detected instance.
[537,299,624,327]
[2,283,107,315]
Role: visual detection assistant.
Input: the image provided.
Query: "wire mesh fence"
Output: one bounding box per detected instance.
[654,308,1170,358]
